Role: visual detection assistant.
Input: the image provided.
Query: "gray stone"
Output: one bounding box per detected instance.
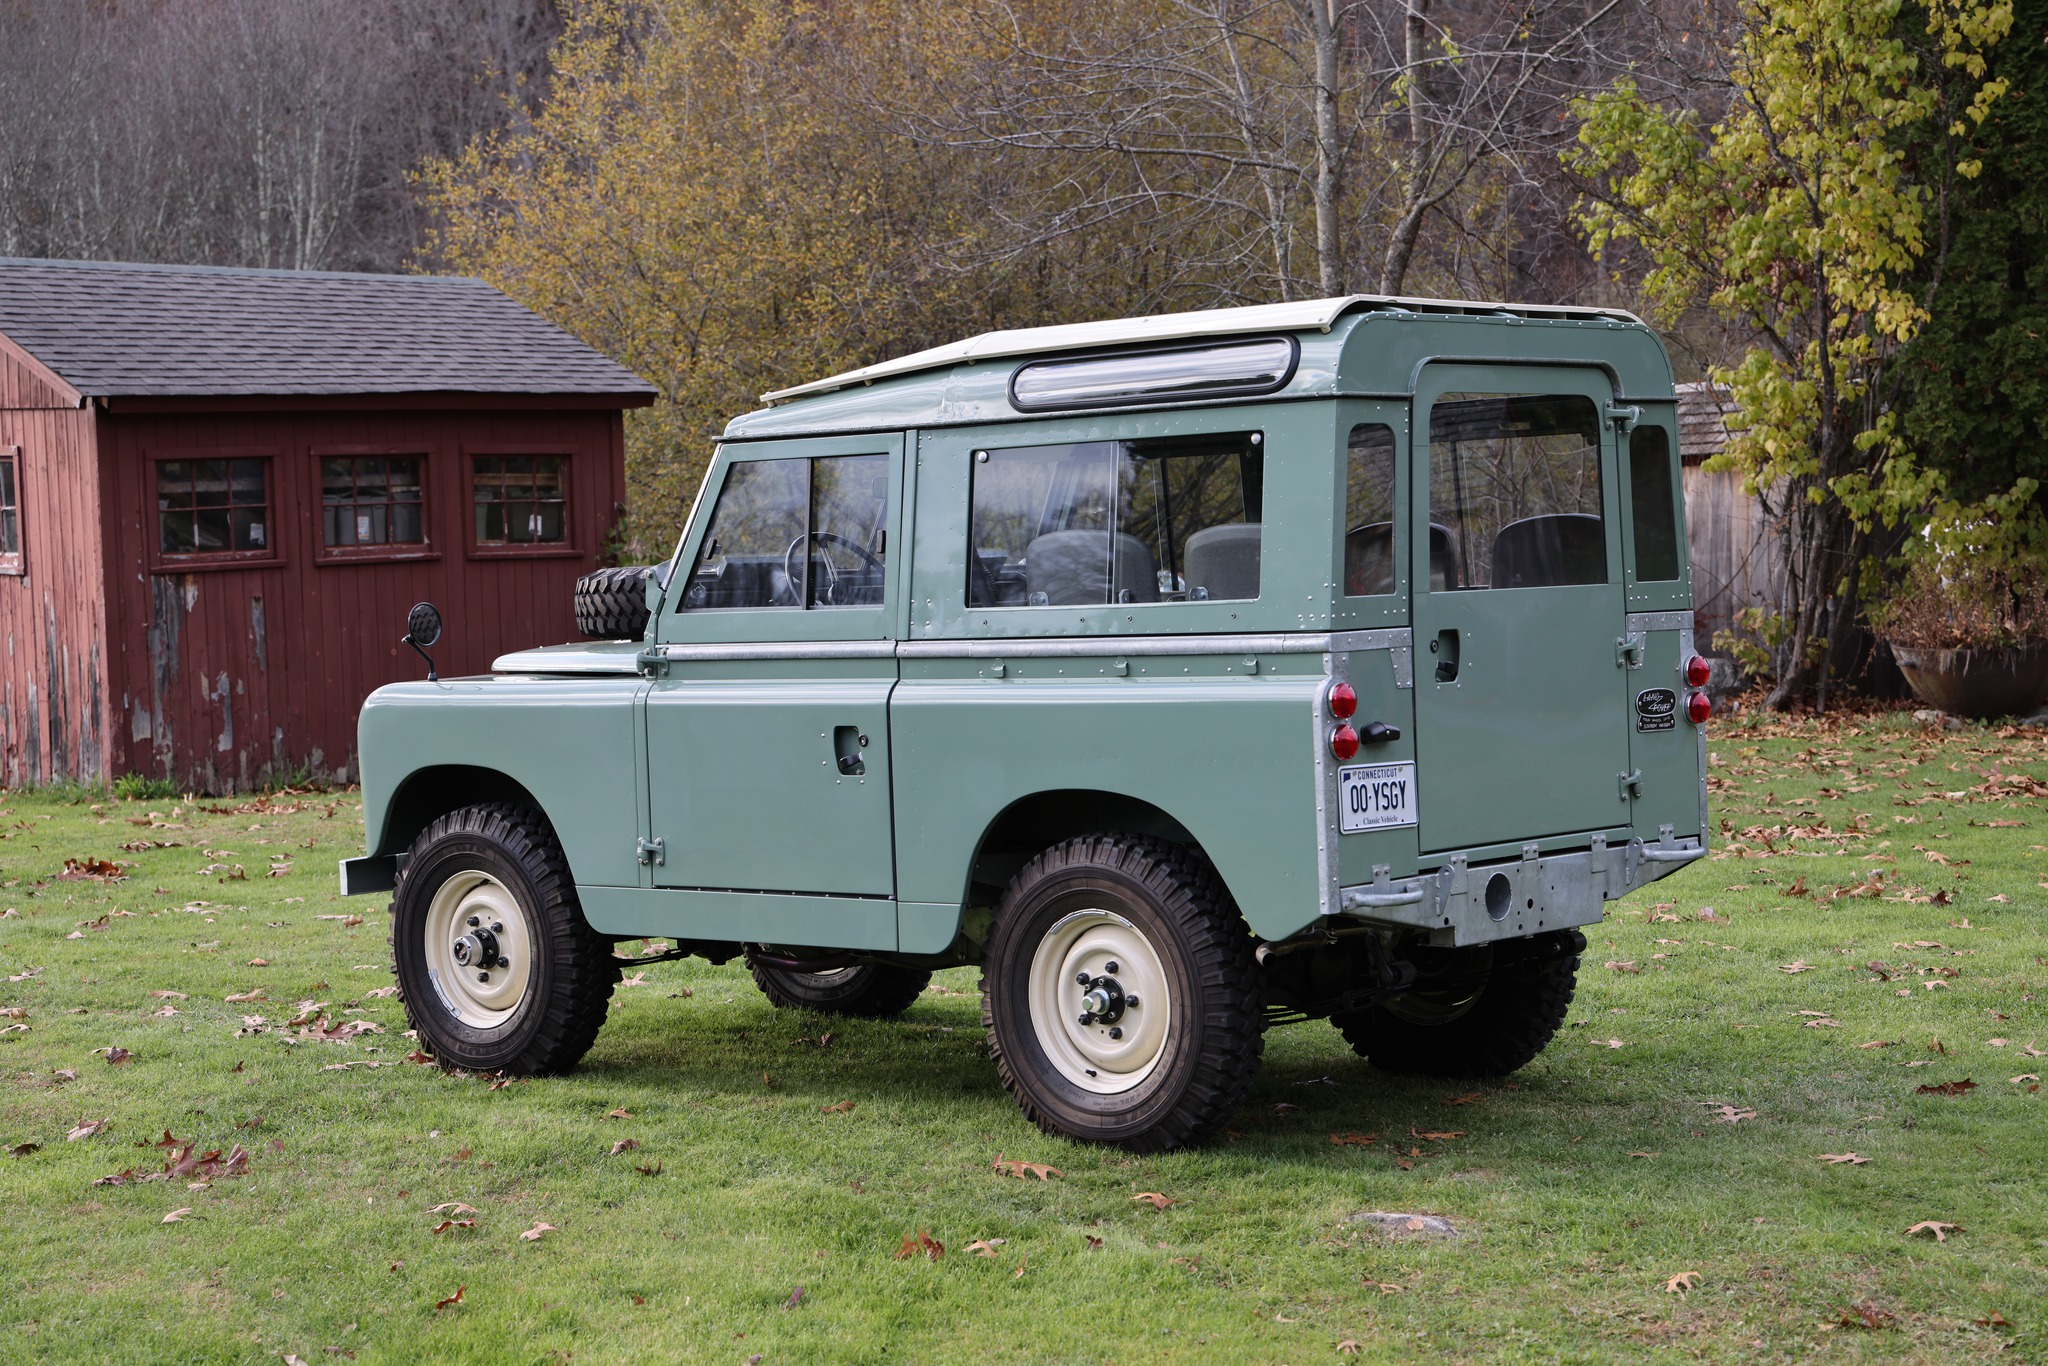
[1346,1211,1461,1239]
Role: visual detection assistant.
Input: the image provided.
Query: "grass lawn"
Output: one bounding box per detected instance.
[2,711,2045,1364]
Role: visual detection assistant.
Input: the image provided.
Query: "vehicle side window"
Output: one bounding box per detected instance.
[968,433,1263,606]
[1627,425,1682,582]
[682,454,888,611]
[1427,393,1605,590]
[1343,423,1396,596]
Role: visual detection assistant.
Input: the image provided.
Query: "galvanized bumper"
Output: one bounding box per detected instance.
[1334,832,1705,947]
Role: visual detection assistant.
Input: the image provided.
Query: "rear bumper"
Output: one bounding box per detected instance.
[1334,832,1704,947]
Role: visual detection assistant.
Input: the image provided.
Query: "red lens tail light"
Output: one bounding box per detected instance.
[1327,682,1358,719]
[1330,724,1360,760]
[1685,691,1712,724]
[1683,654,1711,688]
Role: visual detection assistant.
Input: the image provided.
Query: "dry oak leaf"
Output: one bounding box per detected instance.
[991,1153,1061,1181]
[610,1139,641,1156]
[434,1286,465,1312]
[162,1207,193,1223]
[426,1203,476,1216]
[1605,960,1640,974]
[104,1047,132,1066]
[1443,1092,1484,1106]
[1329,1132,1379,1146]
[602,1108,631,1120]
[1818,1153,1871,1165]
[1779,961,1814,974]
[964,1238,1007,1257]
[66,1118,110,1141]
[1083,1235,1104,1250]
[619,972,648,988]
[224,988,265,1004]
[782,1285,804,1311]
[1411,1128,1465,1141]
[1663,1271,1702,1295]
[518,1221,559,1242]
[894,1229,943,1261]
[1905,1220,1958,1242]
[1131,1192,1177,1210]
[429,1219,476,1234]
[1338,1341,1363,1356]
[149,990,187,1001]
[1915,1079,1978,1096]
[820,1101,855,1114]
[8,1141,41,1158]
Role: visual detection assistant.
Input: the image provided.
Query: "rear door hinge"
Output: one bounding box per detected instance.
[1618,770,1643,801]
[636,836,666,867]
[1616,634,1644,669]
[1606,402,1642,433]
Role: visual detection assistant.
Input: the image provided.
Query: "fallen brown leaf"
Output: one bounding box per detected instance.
[820,1101,855,1114]
[434,1286,465,1312]
[893,1229,943,1261]
[518,1221,559,1242]
[1131,1192,1176,1210]
[991,1153,1061,1181]
[104,1047,131,1066]
[1329,1132,1378,1146]
[66,1118,110,1142]
[429,1219,476,1234]
[1905,1220,1958,1242]
[162,1207,192,1223]
[1914,1079,1978,1096]
[1663,1270,1701,1294]
[964,1238,1007,1257]
[426,1202,476,1215]
[610,1139,641,1156]
[1817,1153,1870,1165]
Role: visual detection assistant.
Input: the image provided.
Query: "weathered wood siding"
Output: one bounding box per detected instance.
[97,407,626,792]
[1684,464,1784,646]
[0,386,111,788]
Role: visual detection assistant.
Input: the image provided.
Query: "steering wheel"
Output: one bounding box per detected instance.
[783,531,884,606]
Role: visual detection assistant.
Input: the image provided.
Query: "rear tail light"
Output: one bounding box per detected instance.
[1683,654,1711,688]
[1685,691,1712,724]
[1327,682,1358,718]
[1330,724,1361,761]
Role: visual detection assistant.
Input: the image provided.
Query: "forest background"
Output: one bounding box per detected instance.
[2,0,2042,704]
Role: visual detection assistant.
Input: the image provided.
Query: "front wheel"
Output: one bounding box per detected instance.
[1331,929,1584,1078]
[390,803,617,1074]
[982,835,1263,1152]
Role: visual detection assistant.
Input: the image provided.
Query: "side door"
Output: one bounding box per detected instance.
[1409,366,1632,854]
[644,434,903,897]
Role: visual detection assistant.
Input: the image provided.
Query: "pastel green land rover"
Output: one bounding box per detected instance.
[344,294,1709,1151]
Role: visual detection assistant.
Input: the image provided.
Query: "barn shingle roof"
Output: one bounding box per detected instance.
[0,257,655,402]
[1675,380,1736,465]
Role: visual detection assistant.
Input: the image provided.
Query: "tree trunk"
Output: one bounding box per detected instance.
[1377,0,1432,296]
[1307,0,1343,297]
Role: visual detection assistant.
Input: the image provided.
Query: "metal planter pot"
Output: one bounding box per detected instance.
[1889,640,2048,720]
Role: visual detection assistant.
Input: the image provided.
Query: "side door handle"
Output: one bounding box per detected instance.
[833,725,868,776]
[1431,629,1460,683]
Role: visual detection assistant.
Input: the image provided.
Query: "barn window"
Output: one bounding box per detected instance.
[321,455,426,551]
[0,445,20,574]
[472,455,568,546]
[156,457,271,558]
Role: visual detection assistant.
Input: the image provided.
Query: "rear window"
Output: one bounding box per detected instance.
[1426,393,1606,590]
[1627,425,1682,582]
[968,433,1263,607]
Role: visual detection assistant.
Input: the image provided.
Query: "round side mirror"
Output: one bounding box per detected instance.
[406,601,443,648]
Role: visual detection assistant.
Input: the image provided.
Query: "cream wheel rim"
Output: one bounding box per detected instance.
[1026,909,1172,1095]
[423,869,533,1029]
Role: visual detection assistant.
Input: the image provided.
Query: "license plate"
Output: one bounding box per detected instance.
[1339,761,1417,833]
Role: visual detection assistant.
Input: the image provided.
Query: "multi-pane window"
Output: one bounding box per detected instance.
[0,446,20,572]
[322,456,424,550]
[473,455,567,546]
[157,458,270,556]
[682,454,889,610]
[968,433,1263,607]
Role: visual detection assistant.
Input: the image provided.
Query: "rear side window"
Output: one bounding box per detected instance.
[969,433,1263,606]
[683,453,888,610]
[1343,424,1396,595]
[1426,394,1605,590]
[1627,425,1682,582]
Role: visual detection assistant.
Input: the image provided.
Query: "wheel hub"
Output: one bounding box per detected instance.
[1076,975,1126,1025]
[422,871,532,1029]
[451,926,501,970]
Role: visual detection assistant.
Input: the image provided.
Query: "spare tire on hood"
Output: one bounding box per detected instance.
[573,565,654,640]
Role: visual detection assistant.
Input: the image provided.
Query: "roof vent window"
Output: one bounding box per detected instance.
[1009,337,1298,412]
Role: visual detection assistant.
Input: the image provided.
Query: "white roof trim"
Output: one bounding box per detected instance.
[760,293,1644,404]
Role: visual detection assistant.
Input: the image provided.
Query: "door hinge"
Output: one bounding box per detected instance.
[636,836,666,867]
[1606,402,1642,434]
[1616,635,1644,669]
[1618,770,1643,801]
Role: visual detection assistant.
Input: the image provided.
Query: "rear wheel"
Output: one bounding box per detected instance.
[744,952,931,1018]
[982,835,1262,1151]
[390,803,617,1074]
[1332,929,1584,1078]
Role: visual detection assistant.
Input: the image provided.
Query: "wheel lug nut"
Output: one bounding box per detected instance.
[1104,961,1119,974]
[1125,994,1140,1007]
[1077,1012,1093,1026]
[467,916,480,927]
[1109,1026,1123,1040]
[490,922,503,934]
[477,971,490,983]
[1075,971,1090,986]
[498,957,510,969]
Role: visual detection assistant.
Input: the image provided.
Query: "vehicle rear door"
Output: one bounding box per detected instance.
[1408,365,1631,854]
[644,434,902,896]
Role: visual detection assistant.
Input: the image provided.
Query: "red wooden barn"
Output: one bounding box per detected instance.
[0,257,655,792]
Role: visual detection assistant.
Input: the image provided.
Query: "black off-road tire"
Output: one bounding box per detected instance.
[981,834,1263,1152]
[744,952,931,1018]
[390,803,618,1074]
[574,565,653,639]
[1331,929,1585,1078]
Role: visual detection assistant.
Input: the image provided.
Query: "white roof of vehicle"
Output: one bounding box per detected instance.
[760,293,1644,404]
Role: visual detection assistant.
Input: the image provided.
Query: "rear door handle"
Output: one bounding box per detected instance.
[1432,629,1460,683]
